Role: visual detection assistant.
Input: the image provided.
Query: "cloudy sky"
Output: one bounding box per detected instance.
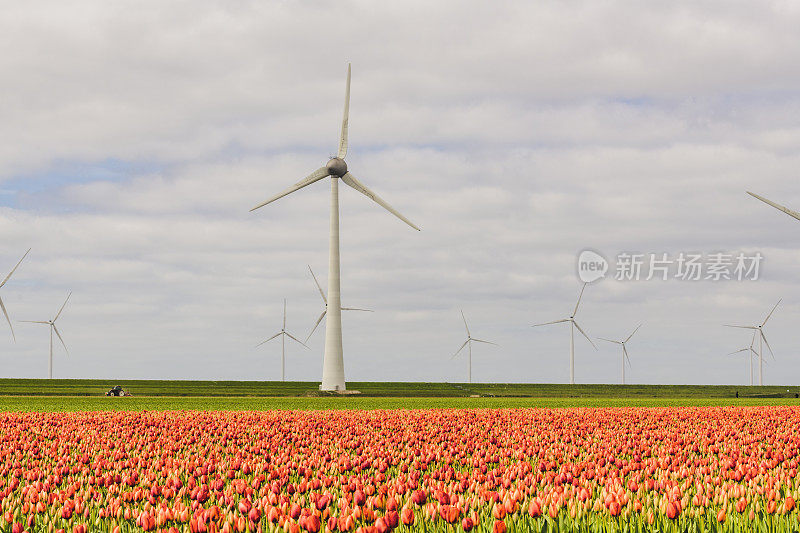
[1,1,800,385]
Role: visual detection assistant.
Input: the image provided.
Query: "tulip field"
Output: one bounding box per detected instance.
[2,407,800,532]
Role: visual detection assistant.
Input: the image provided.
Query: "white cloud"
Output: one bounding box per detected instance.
[0,1,799,385]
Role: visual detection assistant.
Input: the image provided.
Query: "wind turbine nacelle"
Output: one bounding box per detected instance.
[326,158,347,177]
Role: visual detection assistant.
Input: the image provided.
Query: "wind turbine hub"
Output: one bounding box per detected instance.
[326,158,347,177]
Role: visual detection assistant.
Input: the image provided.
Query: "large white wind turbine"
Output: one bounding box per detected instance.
[305,265,371,342]
[724,299,780,386]
[728,330,759,386]
[20,292,71,379]
[533,282,597,385]
[747,191,800,222]
[256,299,308,382]
[0,248,30,342]
[250,64,419,391]
[452,311,497,384]
[598,324,642,385]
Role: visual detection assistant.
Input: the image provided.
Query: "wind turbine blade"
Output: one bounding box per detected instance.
[283,299,287,330]
[250,167,329,212]
[747,191,800,222]
[308,265,327,304]
[54,292,72,322]
[532,318,569,327]
[761,299,781,326]
[53,324,68,355]
[285,332,310,349]
[461,310,470,337]
[341,307,372,312]
[573,321,597,349]
[761,331,775,359]
[471,338,498,346]
[723,324,757,330]
[338,63,351,159]
[306,311,326,342]
[340,172,420,230]
[625,323,643,343]
[727,348,749,355]
[598,337,622,344]
[255,332,282,347]
[452,339,469,359]
[19,320,49,324]
[0,248,30,288]
[0,296,15,342]
[623,344,632,367]
[572,282,587,317]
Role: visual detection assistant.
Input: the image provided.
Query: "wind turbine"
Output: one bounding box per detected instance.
[0,248,31,341]
[306,265,371,342]
[250,64,419,392]
[533,282,597,385]
[452,311,497,384]
[20,292,71,379]
[724,299,780,386]
[256,299,308,381]
[747,191,800,222]
[728,330,759,386]
[598,324,641,385]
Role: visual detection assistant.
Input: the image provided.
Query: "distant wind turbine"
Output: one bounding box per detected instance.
[256,299,308,381]
[747,191,800,221]
[724,299,780,386]
[306,265,372,342]
[533,282,597,385]
[250,64,419,392]
[598,324,642,385]
[20,292,71,379]
[452,311,497,384]
[0,248,31,342]
[728,330,759,386]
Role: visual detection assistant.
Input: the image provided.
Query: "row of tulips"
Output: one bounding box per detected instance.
[2,407,800,532]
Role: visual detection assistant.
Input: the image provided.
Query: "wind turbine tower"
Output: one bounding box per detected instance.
[533,283,597,385]
[256,299,308,381]
[452,311,498,383]
[21,292,71,379]
[250,64,419,391]
[598,324,642,385]
[724,299,780,386]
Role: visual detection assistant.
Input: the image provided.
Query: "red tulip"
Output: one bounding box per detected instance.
[411,490,426,505]
[289,503,301,520]
[373,517,388,533]
[385,510,398,529]
[440,505,459,523]
[666,502,679,520]
[353,490,366,506]
[305,515,320,533]
[401,507,414,526]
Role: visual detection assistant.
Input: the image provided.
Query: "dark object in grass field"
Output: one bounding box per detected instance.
[105,385,127,397]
